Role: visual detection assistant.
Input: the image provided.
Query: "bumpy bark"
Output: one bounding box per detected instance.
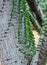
[26,0,43,26]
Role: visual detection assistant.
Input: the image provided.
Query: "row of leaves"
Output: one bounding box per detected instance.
[18,0,36,61]
[8,0,17,27]
[8,0,36,62]
[10,0,17,19]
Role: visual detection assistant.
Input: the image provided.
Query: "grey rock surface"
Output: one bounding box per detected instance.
[0,0,28,65]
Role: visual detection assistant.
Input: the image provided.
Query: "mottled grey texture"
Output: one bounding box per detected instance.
[0,0,28,65]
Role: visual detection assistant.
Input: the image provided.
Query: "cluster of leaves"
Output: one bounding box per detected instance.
[37,1,47,50]
[39,0,47,35]
[18,0,36,61]
[39,0,47,14]
[36,0,47,50]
